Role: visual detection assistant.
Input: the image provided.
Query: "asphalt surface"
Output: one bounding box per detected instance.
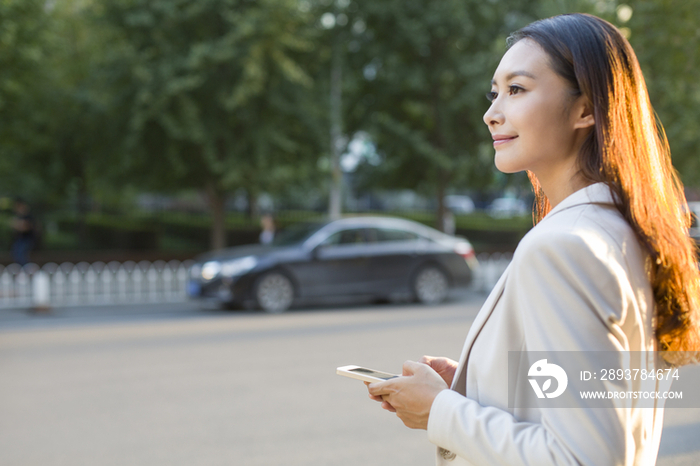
[1,295,698,466]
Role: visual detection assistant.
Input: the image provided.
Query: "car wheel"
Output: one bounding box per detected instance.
[254,272,295,313]
[413,265,449,305]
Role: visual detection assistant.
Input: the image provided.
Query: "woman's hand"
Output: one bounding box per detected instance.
[365,360,448,430]
[419,355,458,387]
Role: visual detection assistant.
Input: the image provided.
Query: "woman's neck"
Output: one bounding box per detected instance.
[536,167,592,208]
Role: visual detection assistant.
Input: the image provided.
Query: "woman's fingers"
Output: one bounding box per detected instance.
[366,381,393,403]
[417,356,458,387]
[402,359,421,376]
[365,381,397,411]
[364,363,448,430]
[367,380,393,398]
[419,355,435,365]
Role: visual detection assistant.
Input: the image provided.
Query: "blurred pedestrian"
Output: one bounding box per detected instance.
[259,213,275,245]
[365,13,700,466]
[11,198,36,266]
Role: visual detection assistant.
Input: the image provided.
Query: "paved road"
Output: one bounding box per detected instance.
[1,296,698,466]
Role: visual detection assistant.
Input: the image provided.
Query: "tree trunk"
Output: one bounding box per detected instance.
[430,81,451,234]
[206,186,226,250]
[328,26,343,220]
[76,176,88,245]
[436,179,447,232]
[435,168,453,233]
[245,187,259,219]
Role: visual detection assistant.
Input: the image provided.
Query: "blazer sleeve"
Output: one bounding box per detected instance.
[427,228,650,466]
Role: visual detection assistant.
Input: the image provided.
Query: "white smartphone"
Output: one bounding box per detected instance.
[336,365,399,383]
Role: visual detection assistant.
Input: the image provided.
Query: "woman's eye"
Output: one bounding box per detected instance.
[486,86,522,102]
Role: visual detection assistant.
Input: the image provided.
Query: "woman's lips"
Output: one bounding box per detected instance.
[492,135,517,147]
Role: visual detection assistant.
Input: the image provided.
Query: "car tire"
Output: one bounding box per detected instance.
[254,272,295,313]
[413,265,449,305]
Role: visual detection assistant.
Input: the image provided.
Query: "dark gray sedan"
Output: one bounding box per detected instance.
[187,216,478,312]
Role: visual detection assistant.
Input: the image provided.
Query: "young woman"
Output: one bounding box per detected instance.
[367,13,700,465]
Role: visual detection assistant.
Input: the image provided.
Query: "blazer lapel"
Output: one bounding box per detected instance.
[451,263,511,393]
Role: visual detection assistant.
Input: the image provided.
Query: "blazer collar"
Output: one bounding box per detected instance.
[451,262,511,393]
[540,182,617,223]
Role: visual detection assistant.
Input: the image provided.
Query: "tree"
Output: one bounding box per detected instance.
[0,0,114,235]
[100,0,325,248]
[0,0,53,202]
[345,0,540,230]
[623,0,700,187]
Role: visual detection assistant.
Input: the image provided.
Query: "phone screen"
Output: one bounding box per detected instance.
[348,367,398,380]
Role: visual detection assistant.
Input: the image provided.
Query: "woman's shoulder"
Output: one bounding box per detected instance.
[514,202,642,268]
[508,202,653,335]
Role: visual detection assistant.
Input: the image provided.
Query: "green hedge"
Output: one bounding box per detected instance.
[0,210,533,252]
[55,215,160,250]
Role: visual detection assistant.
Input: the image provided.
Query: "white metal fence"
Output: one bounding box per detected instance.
[0,254,511,310]
[0,260,194,309]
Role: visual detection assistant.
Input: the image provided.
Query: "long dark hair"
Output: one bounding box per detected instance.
[509,14,699,365]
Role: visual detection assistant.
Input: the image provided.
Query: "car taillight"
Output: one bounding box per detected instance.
[454,242,475,260]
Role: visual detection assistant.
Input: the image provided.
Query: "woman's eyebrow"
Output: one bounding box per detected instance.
[491,70,537,85]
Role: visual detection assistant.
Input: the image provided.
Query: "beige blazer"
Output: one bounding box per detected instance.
[427,183,669,466]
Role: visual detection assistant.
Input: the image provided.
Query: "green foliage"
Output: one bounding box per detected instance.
[2,0,699,255]
[100,0,324,194]
[345,0,540,215]
[0,0,54,202]
[624,0,700,187]
[96,0,330,247]
[0,0,119,209]
[0,0,47,145]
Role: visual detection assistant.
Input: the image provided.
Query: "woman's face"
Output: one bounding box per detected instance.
[483,39,590,177]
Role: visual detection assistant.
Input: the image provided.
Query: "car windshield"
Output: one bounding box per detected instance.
[272,222,326,246]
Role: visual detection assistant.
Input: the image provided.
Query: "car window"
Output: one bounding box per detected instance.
[272,222,326,246]
[321,228,366,246]
[367,228,420,242]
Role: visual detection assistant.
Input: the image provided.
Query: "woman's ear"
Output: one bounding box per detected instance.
[573,97,595,129]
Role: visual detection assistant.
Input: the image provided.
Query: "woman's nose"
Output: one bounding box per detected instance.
[483,102,504,127]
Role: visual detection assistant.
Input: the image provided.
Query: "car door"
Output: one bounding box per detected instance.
[293,227,373,297]
[363,227,424,293]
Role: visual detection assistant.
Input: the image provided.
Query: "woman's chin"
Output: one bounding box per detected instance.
[494,156,524,174]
